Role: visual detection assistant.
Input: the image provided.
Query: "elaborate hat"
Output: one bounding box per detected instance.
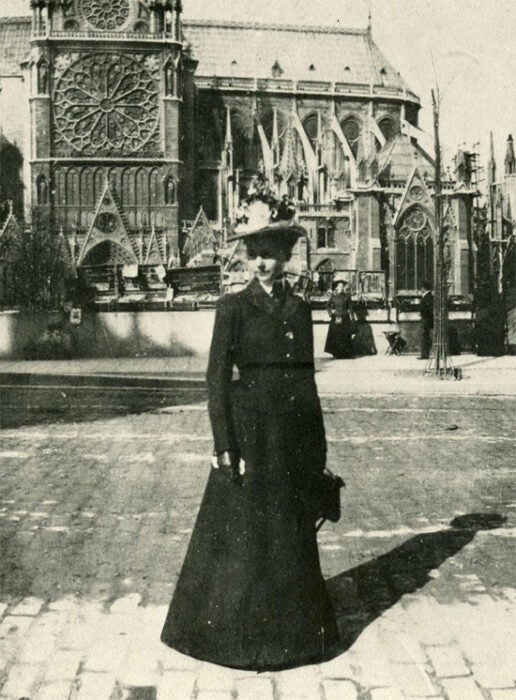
[226,175,307,243]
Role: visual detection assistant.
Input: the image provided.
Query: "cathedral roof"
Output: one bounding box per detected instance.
[0,15,417,100]
[0,17,30,76]
[183,19,416,97]
[377,134,434,181]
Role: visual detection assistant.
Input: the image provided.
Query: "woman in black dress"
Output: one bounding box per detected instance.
[324,281,355,359]
[161,194,339,671]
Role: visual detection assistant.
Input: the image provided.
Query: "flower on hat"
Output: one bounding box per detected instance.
[230,174,301,240]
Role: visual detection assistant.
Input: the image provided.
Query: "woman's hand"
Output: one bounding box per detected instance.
[216,451,234,469]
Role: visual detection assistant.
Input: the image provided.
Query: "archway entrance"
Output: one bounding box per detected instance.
[316,259,335,293]
[79,241,137,300]
[82,240,135,266]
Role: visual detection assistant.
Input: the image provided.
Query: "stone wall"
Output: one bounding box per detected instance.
[0,309,474,360]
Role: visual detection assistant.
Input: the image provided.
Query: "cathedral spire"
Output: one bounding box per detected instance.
[272,108,280,167]
[367,0,372,34]
[488,131,496,186]
[225,106,233,148]
[505,134,515,175]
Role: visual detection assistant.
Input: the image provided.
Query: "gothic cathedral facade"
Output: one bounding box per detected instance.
[0,0,477,305]
[28,0,195,271]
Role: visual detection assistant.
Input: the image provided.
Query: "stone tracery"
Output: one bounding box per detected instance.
[53,53,159,155]
[78,0,131,31]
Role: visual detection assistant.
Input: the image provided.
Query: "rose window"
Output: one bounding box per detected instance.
[79,0,130,30]
[405,209,427,232]
[96,212,118,233]
[53,54,159,154]
[409,185,425,201]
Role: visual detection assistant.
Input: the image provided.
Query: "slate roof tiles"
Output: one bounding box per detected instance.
[184,19,411,91]
[0,15,413,94]
[0,17,30,76]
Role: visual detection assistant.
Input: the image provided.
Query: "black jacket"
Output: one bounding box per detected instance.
[206,278,323,455]
[420,290,434,327]
[327,290,353,320]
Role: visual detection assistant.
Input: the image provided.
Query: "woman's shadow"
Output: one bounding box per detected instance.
[326,513,506,656]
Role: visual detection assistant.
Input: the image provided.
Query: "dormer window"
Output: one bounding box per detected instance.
[271,60,283,78]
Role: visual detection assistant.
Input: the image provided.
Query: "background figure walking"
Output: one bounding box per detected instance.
[419,280,434,359]
[324,281,355,359]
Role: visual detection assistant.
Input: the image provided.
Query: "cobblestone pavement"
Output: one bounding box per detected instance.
[0,389,515,699]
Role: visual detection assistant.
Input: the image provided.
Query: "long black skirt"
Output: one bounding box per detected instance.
[161,405,339,671]
[324,318,354,359]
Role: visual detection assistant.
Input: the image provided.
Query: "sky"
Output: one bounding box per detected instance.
[1,0,515,175]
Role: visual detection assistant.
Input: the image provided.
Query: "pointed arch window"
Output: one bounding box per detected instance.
[176,60,183,99]
[396,207,434,291]
[36,174,48,205]
[287,174,297,200]
[378,116,398,142]
[164,58,175,96]
[303,114,320,154]
[341,116,361,158]
[37,58,48,94]
[325,131,347,176]
[231,109,260,172]
[164,175,176,205]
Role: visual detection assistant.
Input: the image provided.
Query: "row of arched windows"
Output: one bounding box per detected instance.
[198,107,400,167]
[37,168,178,229]
[47,167,177,209]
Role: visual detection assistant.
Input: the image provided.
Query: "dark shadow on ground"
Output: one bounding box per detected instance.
[326,513,507,656]
[0,373,207,429]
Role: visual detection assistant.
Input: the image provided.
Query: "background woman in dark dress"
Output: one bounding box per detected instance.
[324,280,355,359]
[161,194,339,671]
[352,301,377,357]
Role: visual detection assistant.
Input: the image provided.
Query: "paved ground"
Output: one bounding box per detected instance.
[0,358,515,699]
[1,353,515,396]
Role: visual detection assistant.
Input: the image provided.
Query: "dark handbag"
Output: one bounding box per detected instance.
[297,468,345,528]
